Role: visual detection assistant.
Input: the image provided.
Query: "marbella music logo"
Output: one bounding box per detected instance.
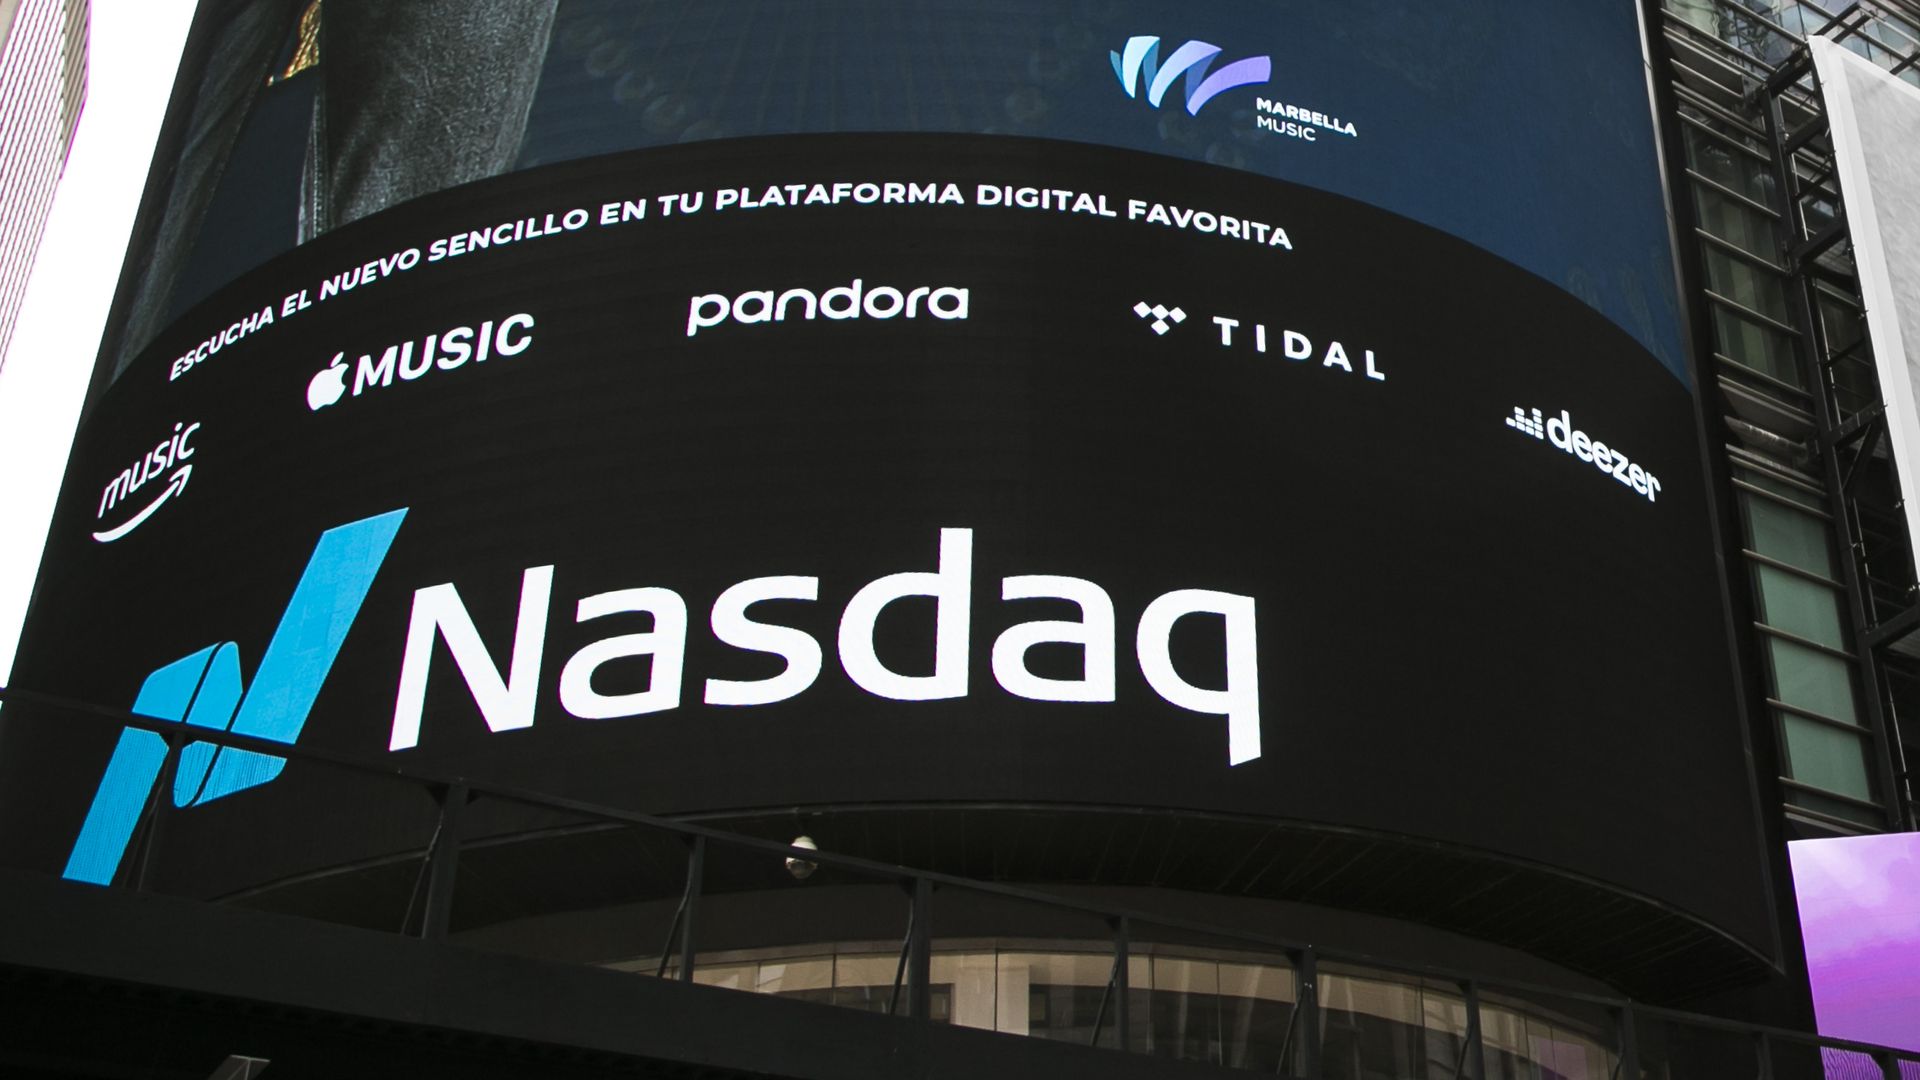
[63,509,407,885]
[1110,35,1271,116]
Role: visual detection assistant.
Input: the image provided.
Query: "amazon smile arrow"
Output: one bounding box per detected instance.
[92,464,192,544]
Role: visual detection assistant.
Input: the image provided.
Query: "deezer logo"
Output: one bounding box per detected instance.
[1507,406,1661,502]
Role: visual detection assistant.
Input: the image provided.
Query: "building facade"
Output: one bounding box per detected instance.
[0,0,87,371]
[1,1,1918,1077]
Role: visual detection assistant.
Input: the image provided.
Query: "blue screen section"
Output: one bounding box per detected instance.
[62,647,218,885]
[173,642,244,807]
[61,509,408,884]
[202,507,406,800]
[522,0,1683,379]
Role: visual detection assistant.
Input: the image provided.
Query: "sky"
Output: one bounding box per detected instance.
[0,0,196,684]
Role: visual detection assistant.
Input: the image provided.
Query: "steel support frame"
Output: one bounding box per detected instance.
[1754,50,1914,829]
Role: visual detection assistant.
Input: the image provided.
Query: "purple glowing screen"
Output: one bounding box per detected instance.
[1789,833,1920,1053]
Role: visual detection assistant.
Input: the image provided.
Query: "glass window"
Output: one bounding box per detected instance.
[1712,300,1802,386]
[1702,244,1791,323]
[1682,122,1774,204]
[1734,465,1826,510]
[1753,564,1848,649]
[1817,292,1869,359]
[757,955,833,995]
[997,951,1113,1042]
[1786,784,1885,828]
[831,952,905,1014]
[1320,970,1425,1080]
[1482,1004,1532,1080]
[1421,989,1471,1079]
[1693,184,1777,257]
[670,943,1613,1076]
[1526,1015,1613,1080]
[1218,961,1297,1071]
[1799,186,1842,239]
[691,961,754,991]
[932,951,999,1031]
[1148,957,1220,1063]
[1667,0,1721,36]
[1767,637,1859,724]
[1744,494,1836,575]
[1780,712,1875,801]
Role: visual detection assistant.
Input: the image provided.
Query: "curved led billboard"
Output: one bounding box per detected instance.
[2,0,1775,984]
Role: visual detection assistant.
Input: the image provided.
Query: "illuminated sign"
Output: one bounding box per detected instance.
[92,421,200,543]
[1,0,1766,967]
[685,281,970,339]
[4,135,1761,948]
[1506,406,1664,503]
[388,527,1263,765]
[306,313,537,411]
[1109,35,1272,116]
[63,510,407,884]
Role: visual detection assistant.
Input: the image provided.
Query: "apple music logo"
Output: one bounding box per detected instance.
[307,313,537,411]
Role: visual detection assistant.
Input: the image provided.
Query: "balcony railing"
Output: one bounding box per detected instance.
[2,684,1916,1078]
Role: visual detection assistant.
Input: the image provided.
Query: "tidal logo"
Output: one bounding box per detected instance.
[1111,35,1271,116]
[1144,303,1388,383]
[686,279,970,338]
[1135,301,1187,336]
[93,422,202,544]
[307,313,536,411]
[390,528,1263,766]
[64,510,407,884]
[1507,406,1662,502]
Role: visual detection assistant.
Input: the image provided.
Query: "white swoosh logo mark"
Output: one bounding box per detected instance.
[92,464,192,544]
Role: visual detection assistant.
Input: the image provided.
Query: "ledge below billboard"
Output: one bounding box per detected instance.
[1,134,1770,991]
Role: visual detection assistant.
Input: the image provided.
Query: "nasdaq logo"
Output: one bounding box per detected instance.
[63,509,407,885]
[1110,35,1271,116]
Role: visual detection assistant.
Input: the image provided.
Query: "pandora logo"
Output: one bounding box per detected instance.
[686,278,971,338]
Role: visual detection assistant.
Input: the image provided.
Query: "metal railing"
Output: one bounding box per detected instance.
[2,684,1917,1078]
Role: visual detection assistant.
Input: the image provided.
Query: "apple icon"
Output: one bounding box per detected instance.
[307,353,348,411]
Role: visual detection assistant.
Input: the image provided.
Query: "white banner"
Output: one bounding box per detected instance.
[1811,36,1920,593]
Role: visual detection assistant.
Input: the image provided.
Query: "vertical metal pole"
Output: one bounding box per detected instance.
[678,835,705,983]
[1461,980,1485,1080]
[907,876,932,1020]
[1113,916,1131,1053]
[419,782,468,940]
[1296,948,1321,1079]
[129,729,182,893]
[1617,1004,1640,1080]
[1875,1048,1900,1080]
[1755,1031,1775,1080]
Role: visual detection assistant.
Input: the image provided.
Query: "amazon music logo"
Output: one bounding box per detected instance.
[93,422,201,544]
